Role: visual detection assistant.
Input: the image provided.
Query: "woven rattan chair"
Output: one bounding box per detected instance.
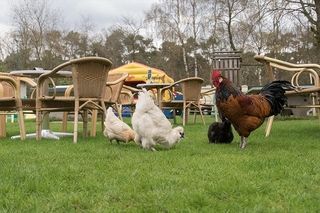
[0,74,37,140]
[36,57,112,143]
[118,85,140,117]
[104,73,129,117]
[91,73,129,136]
[61,73,129,136]
[159,77,205,126]
[197,87,218,122]
[255,55,320,137]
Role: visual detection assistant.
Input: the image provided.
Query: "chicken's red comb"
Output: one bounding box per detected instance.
[211,70,221,79]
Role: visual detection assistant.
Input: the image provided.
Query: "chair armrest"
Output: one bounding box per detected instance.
[200,88,216,104]
[291,68,320,88]
[37,76,57,100]
[19,77,37,87]
[64,85,74,97]
[159,84,176,102]
[106,73,128,86]
[254,55,320,70]
[119,90,135,104]
[254,55,320,88]
[19,77,37,99]
[200,88,216,96]
[159,81,178,93]
[37,60,73,99]
[122,85,140,93]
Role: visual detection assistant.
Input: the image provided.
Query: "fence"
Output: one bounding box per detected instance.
[212,51,242,86]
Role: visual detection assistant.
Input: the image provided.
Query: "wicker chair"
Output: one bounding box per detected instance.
[118,85,140,117]
[91,73,129,136]
[35,57,112,143]
[159,77,205,126]
[0,74,37,140]
[61,72,129,136]
[104,73,129,117]
[254,55,320,136]
[198,87,218,122]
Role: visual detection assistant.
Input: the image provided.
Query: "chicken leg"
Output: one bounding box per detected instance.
[240,136,247,149]
[141,138,157,151]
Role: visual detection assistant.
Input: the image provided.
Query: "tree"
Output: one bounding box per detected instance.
[217,0,249,51]
[77,16,96,57]
[11,0,59,62]
[103,28,126,67]
[120,16,144,62]
[188,0,207,76]
[160,41,186,80]
[62,31,81,59]
[146,0,191,76]
[286,0,320,48]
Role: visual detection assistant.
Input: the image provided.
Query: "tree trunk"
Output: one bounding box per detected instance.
[182,46,189,77]
[227,18,236,51]
[191,0,198,77]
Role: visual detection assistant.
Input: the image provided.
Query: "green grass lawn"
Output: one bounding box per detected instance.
[0,117,319,212]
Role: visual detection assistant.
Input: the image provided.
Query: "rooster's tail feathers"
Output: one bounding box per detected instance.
[260,80,294,116]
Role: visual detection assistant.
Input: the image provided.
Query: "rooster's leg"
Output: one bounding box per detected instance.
[240,136,247,149]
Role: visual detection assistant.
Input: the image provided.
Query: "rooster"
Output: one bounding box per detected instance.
[211,70,294,148]
[103,107,135,143]
[132,89,184,151]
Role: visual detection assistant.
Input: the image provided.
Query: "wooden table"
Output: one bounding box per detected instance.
[10,70,72,78]
[137,83,171,105]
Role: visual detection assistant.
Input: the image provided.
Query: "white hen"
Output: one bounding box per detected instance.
[104,107,135,143]
[132,89,184,151]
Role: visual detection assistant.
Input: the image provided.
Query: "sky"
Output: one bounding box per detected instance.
[0,0,158,36]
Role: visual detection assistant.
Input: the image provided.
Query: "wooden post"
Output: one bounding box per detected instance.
[0,83,6,137]
[264,62,276,137]
[0,114,5,138]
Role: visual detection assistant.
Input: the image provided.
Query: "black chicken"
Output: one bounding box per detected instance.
[208,119,234,144]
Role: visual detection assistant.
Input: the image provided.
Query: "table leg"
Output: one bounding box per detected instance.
[42,112,50,129]
[0,115,6,138]
[0,84,5,138]
[156,89,161,106]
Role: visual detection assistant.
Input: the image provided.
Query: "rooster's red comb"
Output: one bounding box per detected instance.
[211,70,221,79]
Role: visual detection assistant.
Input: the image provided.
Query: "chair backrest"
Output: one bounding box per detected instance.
[38,57,112,99]
[179,77,204,102]
[71,58,112,99]
[104,73,128,102]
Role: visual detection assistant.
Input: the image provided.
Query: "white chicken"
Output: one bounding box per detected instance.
[132,89,184,151]
[103,107,135,143]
